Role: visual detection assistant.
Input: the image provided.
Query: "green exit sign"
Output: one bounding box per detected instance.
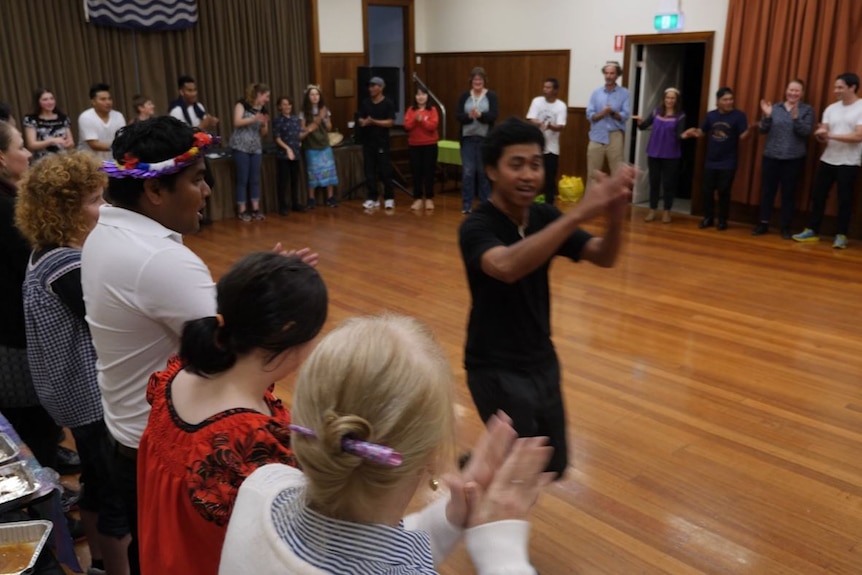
[654,13,684,32]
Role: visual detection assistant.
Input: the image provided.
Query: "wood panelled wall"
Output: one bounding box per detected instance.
[414,50,570,143]
[319,53,366,135]
[560,107,589,182]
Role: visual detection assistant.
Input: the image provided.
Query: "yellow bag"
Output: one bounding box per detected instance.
[558,175,585,203]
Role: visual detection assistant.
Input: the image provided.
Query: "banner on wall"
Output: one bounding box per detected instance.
[84,0,198,30]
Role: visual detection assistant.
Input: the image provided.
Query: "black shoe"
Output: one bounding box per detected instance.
[780,227,792,239]
[291,204,306,213]
[717,221,728,231]
[752,223,768,235]
[698,217,714,229]
[66,515,85,542]
[278,208,290,216]
[56,445,81,475]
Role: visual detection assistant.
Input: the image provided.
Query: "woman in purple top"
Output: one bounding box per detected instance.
[634,88,689,223]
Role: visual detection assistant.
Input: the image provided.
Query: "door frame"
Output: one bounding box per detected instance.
[623,32,714,214]
[362,0,415,113]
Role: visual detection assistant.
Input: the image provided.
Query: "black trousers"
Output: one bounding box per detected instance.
[2,405,60,469]
[702,168,736,222]
[363,145,393,201]
[760,156,805,227]
[543,153,560,205]
[106,437,139,574]
[806,161,860,235]
[409,144,438,199]
[647,156,680,210]
[275,157,301,211]
[466,357,568,478]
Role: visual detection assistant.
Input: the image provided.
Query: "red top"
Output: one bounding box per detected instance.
[137,355,296,575]
[404,106,440,146]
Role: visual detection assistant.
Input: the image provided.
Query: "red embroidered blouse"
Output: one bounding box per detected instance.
[137,355,296,575]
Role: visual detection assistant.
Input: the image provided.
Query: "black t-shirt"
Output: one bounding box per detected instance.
[459,201,592,370]
[358,97,396,149]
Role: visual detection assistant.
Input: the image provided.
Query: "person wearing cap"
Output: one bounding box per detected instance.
[633,87,690,223]
[457,67,499,214]
[526,77,567,205]
[358,76,397,210]
[586,61,630,191]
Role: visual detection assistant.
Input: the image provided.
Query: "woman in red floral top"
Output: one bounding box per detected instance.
[137,252,328,575]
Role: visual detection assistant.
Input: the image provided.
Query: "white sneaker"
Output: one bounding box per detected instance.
[384,199,395,210]
[362,199,380,209]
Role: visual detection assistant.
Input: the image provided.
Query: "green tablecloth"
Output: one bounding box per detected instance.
[438,140,461,166]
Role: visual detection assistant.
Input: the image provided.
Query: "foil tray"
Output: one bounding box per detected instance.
[0,520,52,574]
[0,436,19,466]
[0,463,38,513]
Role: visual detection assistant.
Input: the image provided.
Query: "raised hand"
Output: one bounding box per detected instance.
[760,99,773,117]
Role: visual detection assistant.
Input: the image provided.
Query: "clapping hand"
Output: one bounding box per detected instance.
[760,99,773,118]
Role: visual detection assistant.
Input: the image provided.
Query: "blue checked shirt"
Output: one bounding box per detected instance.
[587,84,631,144]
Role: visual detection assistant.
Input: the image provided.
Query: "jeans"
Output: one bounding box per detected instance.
[461,136,490,211]
[409,144,438,199]
[233,150,262,207]
[647,156,681,210]
[806,161,859,235]
[760,156,805,228]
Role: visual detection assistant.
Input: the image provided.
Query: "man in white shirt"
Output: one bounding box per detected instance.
[77,83,126,161]
[793,72,862,249]
[526,77,567,205]
[82,116,216,573]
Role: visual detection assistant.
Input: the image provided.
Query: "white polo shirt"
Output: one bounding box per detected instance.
[77,108,126,161]
[81,205,216,448]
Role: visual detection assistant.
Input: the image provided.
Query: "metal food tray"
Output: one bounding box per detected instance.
[0,520,52,574]
[0,463,38,514]
[0,436,19,466]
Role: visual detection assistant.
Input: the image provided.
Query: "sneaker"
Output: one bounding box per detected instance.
[238,211,251,222]
[662,210,672,224]
[384,199,395,210]
[251,210,265,221]
[425,199,434,211]
[644,209,656,222]
[307,198,316,210]
[461,209,471,215]
[833,234,848,249]
[410,199,423,211]
[752,223,768,236]
[326,196,338,208]
[363,199,380,209]
[792,228,819,242]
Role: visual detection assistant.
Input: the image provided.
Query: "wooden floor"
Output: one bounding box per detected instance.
[185,193,862,575]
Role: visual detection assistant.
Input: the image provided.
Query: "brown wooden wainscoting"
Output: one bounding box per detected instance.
[414,50,570,142]
[320,52,366,136]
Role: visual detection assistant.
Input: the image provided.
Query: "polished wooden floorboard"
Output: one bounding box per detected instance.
[186,195,862,575]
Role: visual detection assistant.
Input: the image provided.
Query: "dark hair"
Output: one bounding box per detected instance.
[132,94,152,113]
[0,103,10,123]
[107,116,196,207]
[837,72,860,93]
[178,75,195,89]
[0,120,15,153]
[302,86,326,123]
[544,78,559,91]
[716,87,734,100]
[30,88,65,118]
[89,83,111,100]
[276,96,294,115]
[180,252,328,376]
[481,117,545,168]
[410,86,435,111]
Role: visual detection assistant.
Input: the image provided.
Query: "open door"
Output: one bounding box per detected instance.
[627,44,684,204]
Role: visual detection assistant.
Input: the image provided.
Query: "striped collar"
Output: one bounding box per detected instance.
[271,486,437,574]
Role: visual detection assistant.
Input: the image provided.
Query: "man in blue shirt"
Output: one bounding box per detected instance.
[586,61,631,192]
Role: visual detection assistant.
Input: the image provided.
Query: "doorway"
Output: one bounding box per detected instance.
[363,0,415,125]
[624,32,714,215]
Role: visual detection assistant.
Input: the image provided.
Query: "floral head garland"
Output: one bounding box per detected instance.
[101,131,219,179]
